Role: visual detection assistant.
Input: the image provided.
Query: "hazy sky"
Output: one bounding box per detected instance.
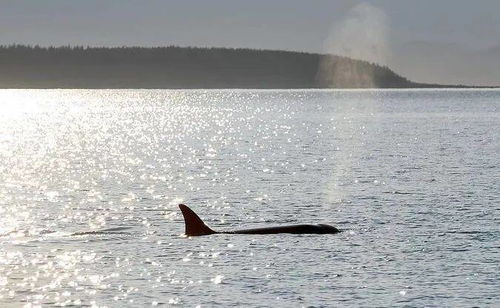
[1,0,499,85]
[1,0,498,50]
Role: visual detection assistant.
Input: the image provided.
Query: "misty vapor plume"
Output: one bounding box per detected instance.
[317,3,390,88]
[321,3,387,203]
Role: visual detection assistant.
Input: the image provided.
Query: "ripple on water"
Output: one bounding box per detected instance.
[0,89,498,307]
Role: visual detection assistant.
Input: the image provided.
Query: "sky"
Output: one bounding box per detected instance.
[1,0,499,85]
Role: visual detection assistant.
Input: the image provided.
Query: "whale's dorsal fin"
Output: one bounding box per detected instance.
[179,204,216,236]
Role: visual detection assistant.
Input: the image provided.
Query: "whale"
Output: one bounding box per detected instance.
[178,204,340,236]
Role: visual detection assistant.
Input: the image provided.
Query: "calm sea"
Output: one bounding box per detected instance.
[0,89,498,307]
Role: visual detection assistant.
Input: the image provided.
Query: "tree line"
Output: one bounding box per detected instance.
[0,44,435,88]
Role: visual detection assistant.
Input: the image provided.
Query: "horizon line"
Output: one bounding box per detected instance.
[1,43,493,88]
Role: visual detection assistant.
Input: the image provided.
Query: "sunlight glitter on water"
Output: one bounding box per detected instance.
[0,89,498,306]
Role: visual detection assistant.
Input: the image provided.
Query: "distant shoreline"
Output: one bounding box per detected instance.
[0,45,488,89]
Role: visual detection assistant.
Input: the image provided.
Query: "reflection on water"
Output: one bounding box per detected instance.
[0,89,498,306]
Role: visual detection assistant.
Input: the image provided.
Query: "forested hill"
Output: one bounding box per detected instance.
[0,45,436,88]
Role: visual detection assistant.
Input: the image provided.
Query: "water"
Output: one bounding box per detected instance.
[0,89,498,307]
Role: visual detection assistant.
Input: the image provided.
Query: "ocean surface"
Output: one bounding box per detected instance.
[0,89,498,307]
